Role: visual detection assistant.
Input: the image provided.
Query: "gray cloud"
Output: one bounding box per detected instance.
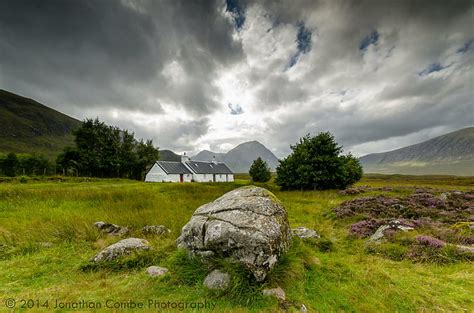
[0,0,473,157]
[0,0,242,116]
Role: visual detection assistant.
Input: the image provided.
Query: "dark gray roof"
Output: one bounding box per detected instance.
[156,161,192,174]
[185,161,233,174]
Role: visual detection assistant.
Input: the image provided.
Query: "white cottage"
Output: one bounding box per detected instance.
[145,154,234,183]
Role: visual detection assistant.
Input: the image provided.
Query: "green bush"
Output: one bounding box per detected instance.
[19,175,28,183]
[275,132,363,190]
[249,157,271,182]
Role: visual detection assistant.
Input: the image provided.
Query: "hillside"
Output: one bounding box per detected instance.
[0,89,81,159]
[360,127,474,175]
[192,141,279,173]
[159,149,181,162]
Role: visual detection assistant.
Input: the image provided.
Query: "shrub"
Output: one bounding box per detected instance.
[275,132,363,190]
[249,157,271,182]
[415,235,446,248]
[19,175,28,184]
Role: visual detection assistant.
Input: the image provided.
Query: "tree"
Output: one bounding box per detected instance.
[275,132,363,190]
[4,152,18,177]
[56,118,159,180]
[134,139,160,180]
[249,157,271,182]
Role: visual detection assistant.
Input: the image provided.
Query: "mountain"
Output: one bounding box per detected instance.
[360,127,474,176]
[159,149,181,162]
[0,89,81,159]
[192,150,226,162]
[192,141,279,173]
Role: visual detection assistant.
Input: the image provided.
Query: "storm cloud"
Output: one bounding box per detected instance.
[0,0,472,156]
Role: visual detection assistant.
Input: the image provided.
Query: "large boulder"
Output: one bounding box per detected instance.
[177,186,292,281]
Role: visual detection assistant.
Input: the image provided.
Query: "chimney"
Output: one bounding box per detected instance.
[212,155,217,164]
[181,152,190,162]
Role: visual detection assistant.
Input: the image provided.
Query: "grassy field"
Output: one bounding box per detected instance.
[0,175,473,312]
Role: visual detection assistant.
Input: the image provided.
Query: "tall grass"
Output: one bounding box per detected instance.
[0,176,473,311]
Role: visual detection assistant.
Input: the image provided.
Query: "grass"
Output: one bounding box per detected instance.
[0,175,473,312]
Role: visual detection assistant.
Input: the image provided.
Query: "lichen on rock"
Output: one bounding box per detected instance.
[177,186,292,281]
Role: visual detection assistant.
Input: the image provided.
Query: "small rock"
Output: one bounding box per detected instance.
[292,226,320,239]
[94,221,129,236]
[439,192,450,201]
[92,238,150,262]
[262,286,286,301]
[369,220,414,243]
[39,242,53,248]
[300,304,308,313]
[456,244,474,253]
[142,225,171,236]
[203,269,230,290]
[146,266,169,277]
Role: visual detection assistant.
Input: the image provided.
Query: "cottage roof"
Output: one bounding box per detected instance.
[184,161,233,174]
[156,161,192,174]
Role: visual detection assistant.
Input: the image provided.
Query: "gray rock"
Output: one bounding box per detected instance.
[92,238,150,262]
[369,220,414,243]
[262,286,286,301]
[456,244,474,253]
[39,242,53,248]
[203,269,230,290]
[177,186,292,282]
[146,266,169,277]
[94,221,129,236]
[439,192,450,201]
[292,226,320,239]
[300,304,308,313]
[142,225,171,236]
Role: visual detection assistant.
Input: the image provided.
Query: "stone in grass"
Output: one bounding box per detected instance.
[146,266,169,277]
[203,269,230,290]
[456,245,474,253]
[142,225,171,236]
[177,186,292,282]
[262,286,286,301]
[369,220,414,243]
[292,226,320,239]
[92,238,150,262]
[94,221,129,236]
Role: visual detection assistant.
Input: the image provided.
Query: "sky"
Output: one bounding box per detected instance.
[0,0,473,158]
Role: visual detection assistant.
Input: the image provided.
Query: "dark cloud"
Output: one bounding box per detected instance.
[0,0,472,156]
[0,0,242,116]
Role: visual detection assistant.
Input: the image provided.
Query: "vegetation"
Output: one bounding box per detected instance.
[0,89,80,160]
[275,132,363,190]
[249,157,271,182]
[0,175,472,312]
[56,118,159,180]
[0,152,52,177]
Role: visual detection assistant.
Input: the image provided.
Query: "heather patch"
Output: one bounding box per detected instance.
[336,189,474,263]
[334,190,474,223]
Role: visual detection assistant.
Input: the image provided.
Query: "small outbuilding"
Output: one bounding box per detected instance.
[145,154,234,183]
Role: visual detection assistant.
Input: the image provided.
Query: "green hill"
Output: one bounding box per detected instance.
[360,127,474,176]
[0,89,81,159]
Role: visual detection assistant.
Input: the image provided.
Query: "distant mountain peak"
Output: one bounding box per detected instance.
[360,127,474,175]
[190,140,279,173]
